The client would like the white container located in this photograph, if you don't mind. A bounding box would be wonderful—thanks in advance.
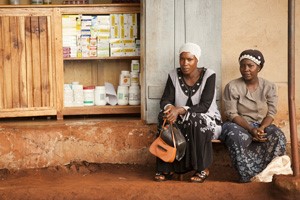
[72,84,84,107]
[83,86,95,106]
[43,0,52,4]
[94,86,106,106]
[117,85,129,105]
[119,70,131,86]
[10,0,20,4]
[129,85,140,105]
[64,84,74,107]
[130,71,139,86]
[31,0,43,4]
[131,60,140,72]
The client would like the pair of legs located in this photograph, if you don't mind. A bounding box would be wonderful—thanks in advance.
[220,121,287,182]
[154,168,209,183]
[154,111,215,183]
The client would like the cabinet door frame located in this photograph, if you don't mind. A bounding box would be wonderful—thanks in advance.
[0,8,57,118]
[56,4,142,120]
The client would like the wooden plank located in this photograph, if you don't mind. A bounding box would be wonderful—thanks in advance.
[59,5,140,15]
[62,105,141,115]
[39,16,50,107]
[10,16,21,109]
[100,60,131,89]
[140,0,145,121]
[91,61,98,86]
[53,8,64,118]
[31,16,42,107]
[0,108,57,118]
[0,17,4,109]
[19,16,28,108]
[64,60,131,89]
[63,56,140,61]
[47,15,54,108]
[25,17,34,108]
[63,60,94,86]
[0,8,56,17]
[3,17,12,109]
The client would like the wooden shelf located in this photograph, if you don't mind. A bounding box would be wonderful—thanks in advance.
[63,56,140,61]
[62,105,140,115]
[0,4,141,120]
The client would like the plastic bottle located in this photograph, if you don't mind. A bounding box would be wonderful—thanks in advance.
[64,84,73,107]
[72,84,84,107]
[94,86,106,106]
[31,0,43,4]
[117,85,129,105]
[43,0,52,4]
[131,60,140,72]
[83,86,95,106]
[119,70,131,86]
[130,71,139,86]
[129,85,140,105]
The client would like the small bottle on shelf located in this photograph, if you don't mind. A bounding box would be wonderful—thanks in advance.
[31,0,43,4]
[129,85,140,105]
[117,86,129,105]
[83,86,95,106]
[119,70,131,86]
[94,86,106,106]
[43,0,52,4]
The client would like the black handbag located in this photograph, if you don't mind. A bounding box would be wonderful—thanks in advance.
[160,122,186,161]
[149,119,176,163]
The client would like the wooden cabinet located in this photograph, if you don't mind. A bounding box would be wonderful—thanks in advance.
[0,4,141,120]
[0,7,57,118]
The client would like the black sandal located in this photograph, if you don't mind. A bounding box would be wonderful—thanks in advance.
[154,172,173,182]
[190,171,209,183]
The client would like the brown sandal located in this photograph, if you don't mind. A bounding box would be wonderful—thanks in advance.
[190,171,209,183]
[154,172,173,182]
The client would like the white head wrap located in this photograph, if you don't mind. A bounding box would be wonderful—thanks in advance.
[179,43,201,61]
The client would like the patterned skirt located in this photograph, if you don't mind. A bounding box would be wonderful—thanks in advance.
[220,121,287,182]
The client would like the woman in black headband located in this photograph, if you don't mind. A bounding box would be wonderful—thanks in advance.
[220,49,287,183]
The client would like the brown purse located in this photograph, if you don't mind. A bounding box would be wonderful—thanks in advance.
[149,119,176,163]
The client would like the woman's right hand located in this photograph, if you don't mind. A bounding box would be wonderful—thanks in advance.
[164,105,185,124]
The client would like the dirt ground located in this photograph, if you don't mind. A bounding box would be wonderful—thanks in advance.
[0,161,296,200]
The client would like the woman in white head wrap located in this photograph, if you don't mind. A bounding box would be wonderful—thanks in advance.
[154,43,222,183]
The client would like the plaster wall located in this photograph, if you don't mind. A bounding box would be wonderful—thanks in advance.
[0,119,156,169]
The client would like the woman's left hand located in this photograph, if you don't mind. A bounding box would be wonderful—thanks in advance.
[251,128,267,142]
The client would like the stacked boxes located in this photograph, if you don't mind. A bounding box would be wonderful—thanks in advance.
[110,13,139,57]
[94,15,111,57]
[80,15,92,57]
[62,15,81,58]
[62,13,139,58]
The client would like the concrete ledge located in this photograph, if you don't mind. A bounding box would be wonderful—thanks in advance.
[1,118,296,174]
[0,118,157,170]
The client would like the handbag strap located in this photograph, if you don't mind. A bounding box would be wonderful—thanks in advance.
[160,118,177,149]
[169,123,176,149]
